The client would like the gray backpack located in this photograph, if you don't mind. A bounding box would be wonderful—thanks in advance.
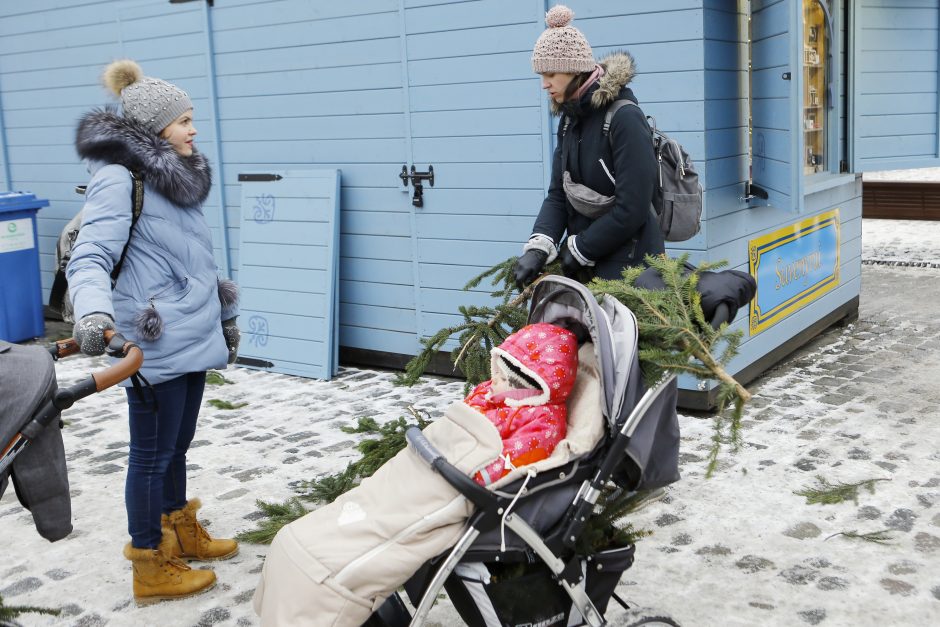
[604,99,703,242]
[48,171,144,323]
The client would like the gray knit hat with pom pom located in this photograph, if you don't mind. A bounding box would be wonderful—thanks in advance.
[532,5,595,74]
[102,59,192,133]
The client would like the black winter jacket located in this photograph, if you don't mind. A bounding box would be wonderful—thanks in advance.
[532,52,665,279]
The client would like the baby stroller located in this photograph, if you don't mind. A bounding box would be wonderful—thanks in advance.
[366,273,746,627]
[0,331,143,541]
[253,272,754,627]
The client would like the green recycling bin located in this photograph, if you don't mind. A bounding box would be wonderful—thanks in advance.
[0,192,50,342]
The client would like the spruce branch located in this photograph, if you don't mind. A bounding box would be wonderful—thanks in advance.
[240,409,434,543]
[795,476,889,505]
[825,529,895,545]
[398,255,752,477]
[0,594,60,622]
[235,498,310,544]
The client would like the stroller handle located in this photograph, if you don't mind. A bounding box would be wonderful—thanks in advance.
[1,331,142,477]
[50,330,144,392]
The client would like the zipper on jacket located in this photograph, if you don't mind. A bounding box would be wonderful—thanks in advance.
[147,275,191,303]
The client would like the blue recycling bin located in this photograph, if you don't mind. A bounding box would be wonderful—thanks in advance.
[0,192,50,342]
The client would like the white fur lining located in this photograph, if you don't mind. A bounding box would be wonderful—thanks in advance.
[488,347,550,407]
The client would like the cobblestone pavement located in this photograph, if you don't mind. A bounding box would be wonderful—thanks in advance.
[2,262,939,626]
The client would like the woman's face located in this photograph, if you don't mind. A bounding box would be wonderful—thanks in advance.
[540,72,576,103]
[160,109,197,157]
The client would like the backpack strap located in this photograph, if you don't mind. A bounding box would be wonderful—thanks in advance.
[109,170,144,285]
[602,99,639,136]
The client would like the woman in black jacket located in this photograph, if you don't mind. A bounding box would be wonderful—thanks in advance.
[514,6,664,288]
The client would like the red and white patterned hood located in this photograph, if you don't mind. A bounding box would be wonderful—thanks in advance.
[490,322,579,406]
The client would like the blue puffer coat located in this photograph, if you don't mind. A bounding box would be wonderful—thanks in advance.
[67,109,237,385]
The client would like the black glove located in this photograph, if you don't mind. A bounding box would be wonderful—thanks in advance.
[513,249,548,291]
[222,317,240,365]
[559,245,583,279]
[73,313,116,356]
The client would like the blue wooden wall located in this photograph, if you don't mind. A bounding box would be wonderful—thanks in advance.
[0,0,935,383]
[851,0,940,171]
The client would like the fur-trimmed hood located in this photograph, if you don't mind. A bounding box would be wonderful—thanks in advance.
[550,51,637,115]
[75,107,211,208]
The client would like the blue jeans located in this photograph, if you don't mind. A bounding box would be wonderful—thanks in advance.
[125,372,206,548]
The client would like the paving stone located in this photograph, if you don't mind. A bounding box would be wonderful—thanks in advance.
[797,609,827,624]
[816,577,848,591]
[736,555,775,573]
[779,566,819,586]
[879,579,916,596]
[196,607,232,625]
[695,544,731,557]
[886,509,917,532]
[671,533,693,546]
[886,561,918,575]
[784,523,822,540]
[44,568,71,580]
[0,576,43,597]
[857,506,882,520]
[654,513,681,527]
[914,532,940,553]
[74,613,107,626]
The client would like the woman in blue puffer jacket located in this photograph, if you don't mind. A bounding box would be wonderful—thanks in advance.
[67,60,239,605]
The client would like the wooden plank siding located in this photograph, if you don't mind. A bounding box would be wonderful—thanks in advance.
[852,0,940,171]
[0,0,224,295]
[0,0,879,389]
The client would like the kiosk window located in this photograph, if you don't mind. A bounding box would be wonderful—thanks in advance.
[803,0,828,175]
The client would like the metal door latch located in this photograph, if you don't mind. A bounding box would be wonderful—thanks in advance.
[399,165,434,207]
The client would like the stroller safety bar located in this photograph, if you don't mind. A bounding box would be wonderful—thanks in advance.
[406,427,498,513]
[0,331,142,476]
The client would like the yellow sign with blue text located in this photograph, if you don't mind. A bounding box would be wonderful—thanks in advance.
[748,209,840,335]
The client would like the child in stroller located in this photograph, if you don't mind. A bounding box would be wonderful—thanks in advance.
[253,271,754,626]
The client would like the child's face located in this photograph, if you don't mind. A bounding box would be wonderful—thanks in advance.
[490,356,540,395]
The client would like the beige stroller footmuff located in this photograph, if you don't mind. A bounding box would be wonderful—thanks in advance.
[252,402,502,626]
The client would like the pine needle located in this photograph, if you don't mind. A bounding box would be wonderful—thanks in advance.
[206,399,248,410]
[206,371,233,385]
[235,498,310,544]
[825,529,895,545]
[795,476,889,505]
[575,486,654,555]
[0,594,60,621]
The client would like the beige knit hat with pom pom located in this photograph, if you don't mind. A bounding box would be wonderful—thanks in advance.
[102,59,192,133]
[532,5,595,74]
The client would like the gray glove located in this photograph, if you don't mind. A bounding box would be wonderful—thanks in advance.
[73,313,116,356]
[222,317,240,365]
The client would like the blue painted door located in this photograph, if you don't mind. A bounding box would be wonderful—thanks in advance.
[851,0,940,171]
[403,0,547,349]
[237,170,341,379]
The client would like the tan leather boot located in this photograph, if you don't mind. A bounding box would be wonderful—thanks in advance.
[124,530,216,605]
[162,498,238,561]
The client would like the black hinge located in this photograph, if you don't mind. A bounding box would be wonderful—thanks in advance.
[238,174,283,182]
